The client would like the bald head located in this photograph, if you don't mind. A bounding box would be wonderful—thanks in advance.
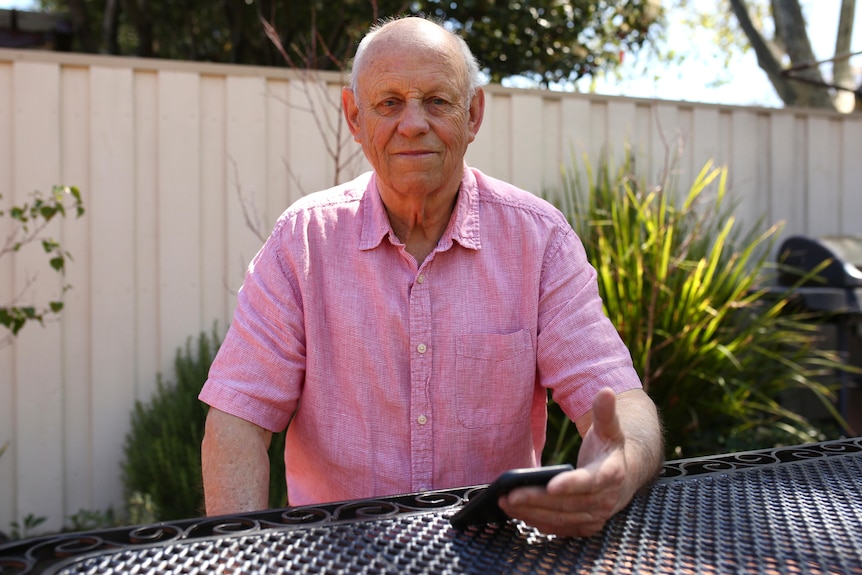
[350,17,482,99]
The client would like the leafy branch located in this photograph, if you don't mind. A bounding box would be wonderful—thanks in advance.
[0,186,85,345]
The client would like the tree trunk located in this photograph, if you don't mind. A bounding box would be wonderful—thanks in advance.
[66,0,96,52]
[832,0,857,112]
[729,0,835,110]
[225,0,245,64]
[102,0,120,55]
[121,0,154,57]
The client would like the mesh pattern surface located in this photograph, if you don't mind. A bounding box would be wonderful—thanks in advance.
[50,454,862,574]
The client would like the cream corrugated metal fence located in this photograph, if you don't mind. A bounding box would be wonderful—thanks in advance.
[1,48,861,532]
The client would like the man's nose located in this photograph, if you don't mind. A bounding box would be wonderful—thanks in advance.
[397,99,430,136]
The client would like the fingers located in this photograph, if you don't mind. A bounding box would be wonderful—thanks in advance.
[503,472,607,510]
[498,485,614,538]
[492,389,638,538]
[545,467,599,496]
[497,400,631,538]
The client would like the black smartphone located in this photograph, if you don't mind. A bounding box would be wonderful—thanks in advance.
[449,464,574,529]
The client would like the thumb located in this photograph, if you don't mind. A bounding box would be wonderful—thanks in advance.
[590,387,623,441]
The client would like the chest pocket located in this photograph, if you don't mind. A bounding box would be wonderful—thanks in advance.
[455,329,535,428]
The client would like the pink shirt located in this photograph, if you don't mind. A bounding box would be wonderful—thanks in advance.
[199,166,641,505]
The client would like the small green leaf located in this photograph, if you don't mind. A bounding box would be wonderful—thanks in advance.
[49,256,65,271]
[40,205,58,221]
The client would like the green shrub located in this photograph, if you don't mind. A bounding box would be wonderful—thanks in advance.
[122,326,287,521]
[544,156,849,462]
[64,508,117,532]
[8,514,46,540]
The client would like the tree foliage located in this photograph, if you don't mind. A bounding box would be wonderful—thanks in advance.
[413,0,662,85]
[38,0,664,86]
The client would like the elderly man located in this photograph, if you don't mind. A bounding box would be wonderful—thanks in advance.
[200,16,663,538]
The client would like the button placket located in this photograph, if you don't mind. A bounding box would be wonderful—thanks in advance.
[408,268,433,492]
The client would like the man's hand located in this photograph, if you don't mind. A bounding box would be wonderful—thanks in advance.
[497,387,662,537]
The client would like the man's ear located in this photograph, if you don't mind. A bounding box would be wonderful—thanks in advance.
[467,87,485,143]
[342,87,362,142]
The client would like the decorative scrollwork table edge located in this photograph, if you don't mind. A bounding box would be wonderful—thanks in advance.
[3,436,862,574]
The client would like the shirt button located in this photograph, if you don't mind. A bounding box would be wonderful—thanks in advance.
[417,415,428,425]
[417,343,427,354]
[417,274,425,284]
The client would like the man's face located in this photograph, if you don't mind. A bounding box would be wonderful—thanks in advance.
[343,31,484,202]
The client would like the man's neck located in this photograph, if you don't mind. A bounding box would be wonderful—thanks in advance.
[383,190,459,265]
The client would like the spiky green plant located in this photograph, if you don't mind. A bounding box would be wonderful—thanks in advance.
[545,156,849,461]
[122,326,287,521]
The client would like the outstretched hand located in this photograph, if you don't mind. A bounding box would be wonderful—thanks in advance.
[498,387,657,538]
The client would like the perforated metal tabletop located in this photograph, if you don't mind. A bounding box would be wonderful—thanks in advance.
[4,438,862,574]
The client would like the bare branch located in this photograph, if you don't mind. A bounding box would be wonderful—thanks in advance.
[229,157,268,245]
[260,13,299,69]
[258,9,364,188]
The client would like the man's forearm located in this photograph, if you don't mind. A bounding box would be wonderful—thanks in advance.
[201,407,273,516]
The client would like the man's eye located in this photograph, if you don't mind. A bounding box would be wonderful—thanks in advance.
[374,99,401,114]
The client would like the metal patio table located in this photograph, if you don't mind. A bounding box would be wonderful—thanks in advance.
[3,437,862,574]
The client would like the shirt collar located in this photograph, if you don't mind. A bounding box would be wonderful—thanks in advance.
[359,166,481,252]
